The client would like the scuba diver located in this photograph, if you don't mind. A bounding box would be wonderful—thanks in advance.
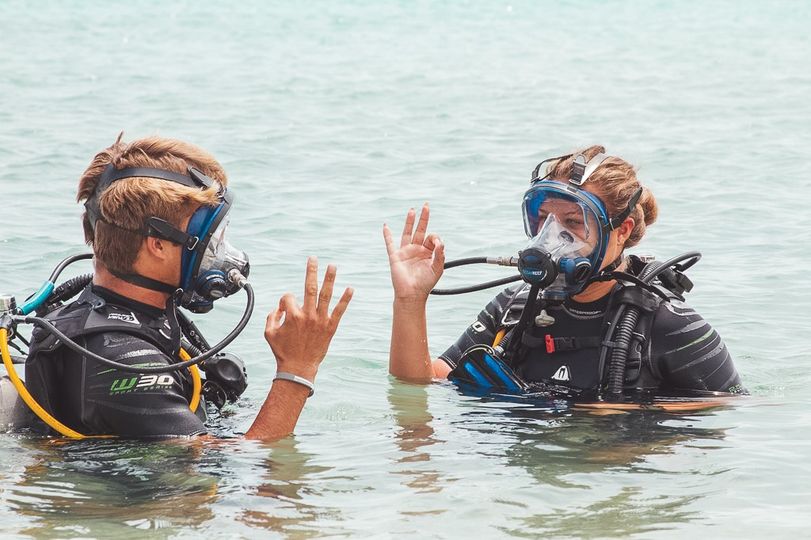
[0,135,352,439]
[384,146,746,402]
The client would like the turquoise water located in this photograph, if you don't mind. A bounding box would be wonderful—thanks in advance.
[1,0,810,537]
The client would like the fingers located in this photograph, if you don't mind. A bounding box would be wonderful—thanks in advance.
[329,287,354,328]
[423,232,441,251]
[425,233,445,276]
[383,224,395,258]
[400,208,416,248]
[431,237,446,276]
[302,256,319,314]
[279,292,299,314]
[397,204,431,248]
[263,308,284,342]
[317,264,337,316]
[411,203,430,246]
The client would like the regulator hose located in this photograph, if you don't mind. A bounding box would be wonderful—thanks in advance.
[443,257,488,269]
[18,254,94,315]
[604,307,641,401]
[40,273,93,313]
[431,275,523,295]
[430,256,521,296]
[48,253,93,283]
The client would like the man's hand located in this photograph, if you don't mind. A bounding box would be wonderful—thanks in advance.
[264,257,353,381]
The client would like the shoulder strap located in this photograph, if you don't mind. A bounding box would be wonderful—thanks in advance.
[31,287,175,356]
[499,283,532,327]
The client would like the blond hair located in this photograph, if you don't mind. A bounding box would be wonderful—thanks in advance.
[77,134,228,274]
[546,145,657,248]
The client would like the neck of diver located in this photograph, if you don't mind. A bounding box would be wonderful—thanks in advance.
[93,261,171,310]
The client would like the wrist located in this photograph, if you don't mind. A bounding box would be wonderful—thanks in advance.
[275,361,319,382]
[274,372,315,397]
[393,296,428,310]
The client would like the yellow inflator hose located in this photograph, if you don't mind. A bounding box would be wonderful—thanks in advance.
[1,328,87,438]
[1,328,202,439]
[182,349,202,413]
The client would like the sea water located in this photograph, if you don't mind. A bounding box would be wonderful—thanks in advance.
[0,0,809,537]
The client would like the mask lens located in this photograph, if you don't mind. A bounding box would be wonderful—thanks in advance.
[199,218,250,280]
[523,186,600,244]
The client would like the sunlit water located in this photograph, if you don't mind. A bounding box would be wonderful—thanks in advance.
[1,0,810,537]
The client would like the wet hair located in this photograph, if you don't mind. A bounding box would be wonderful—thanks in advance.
[77,134,228,274]
[546,145,657,248]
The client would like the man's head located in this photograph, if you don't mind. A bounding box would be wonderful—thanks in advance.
[77,134,250,313]
[77,134,228,283]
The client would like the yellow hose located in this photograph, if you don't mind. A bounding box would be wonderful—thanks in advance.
[493,329,506,348]
[182,349,202,413]
[1,330,203,438]
[1,328,87,439]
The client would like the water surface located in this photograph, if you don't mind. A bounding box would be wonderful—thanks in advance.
[1,1,809,537]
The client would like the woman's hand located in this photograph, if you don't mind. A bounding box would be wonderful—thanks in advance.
[264,257,353,381]
[383,203,445,304]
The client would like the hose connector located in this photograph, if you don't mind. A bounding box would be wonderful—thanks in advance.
[228,269,248,289]
[0,301,16,337]
[485,256,519,267]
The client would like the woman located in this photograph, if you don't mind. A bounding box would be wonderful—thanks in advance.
[384,146,745,400]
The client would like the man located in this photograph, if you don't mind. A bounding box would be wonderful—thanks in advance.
[24,134,352,439]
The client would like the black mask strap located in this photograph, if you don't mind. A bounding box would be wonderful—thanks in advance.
[108,268,180,295]
[608,187,643,230]
[85,165,218,231]
[164,291,183,356]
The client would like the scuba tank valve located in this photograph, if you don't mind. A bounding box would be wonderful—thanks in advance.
[0,295,17,315]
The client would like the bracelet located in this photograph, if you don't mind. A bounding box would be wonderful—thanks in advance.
[274,372,315,397]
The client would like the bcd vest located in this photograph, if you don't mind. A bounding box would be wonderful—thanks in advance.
[501,255,679,398]
[25,286,202,429]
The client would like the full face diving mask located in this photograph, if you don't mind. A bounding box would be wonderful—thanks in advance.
[180,204,250,313]
[84,165,250,313]
[519,153,641,299]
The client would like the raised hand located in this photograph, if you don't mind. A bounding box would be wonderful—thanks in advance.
[264,257,353,381]
[383,203,445,303]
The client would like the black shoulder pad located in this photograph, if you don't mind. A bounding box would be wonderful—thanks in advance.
[501,284,531,326]
[613,285,662,313]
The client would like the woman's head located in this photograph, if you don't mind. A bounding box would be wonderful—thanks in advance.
[544,145,657,249]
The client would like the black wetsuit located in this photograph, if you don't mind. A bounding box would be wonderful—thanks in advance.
[26,286,207,437]
[440,283,746,397]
